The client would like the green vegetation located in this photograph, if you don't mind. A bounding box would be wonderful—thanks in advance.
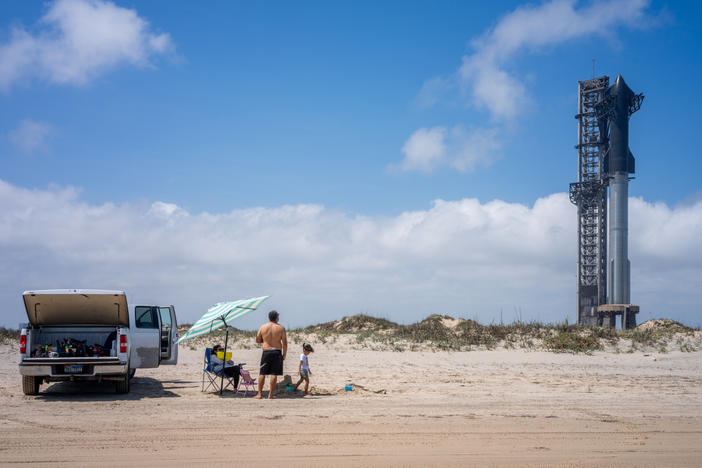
[3,316,682,355]
[303,314,397,333]
[293,315,700,354]
[0,327,20,345]
[543,328,602,354]
[395,315,461,349]
[625,328,659,347]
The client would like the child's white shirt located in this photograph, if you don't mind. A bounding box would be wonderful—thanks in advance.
[300,353,309,370]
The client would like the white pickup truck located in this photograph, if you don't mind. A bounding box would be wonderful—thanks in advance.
[18,289,178,395]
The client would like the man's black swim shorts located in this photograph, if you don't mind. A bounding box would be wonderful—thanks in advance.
[260,349,283,375]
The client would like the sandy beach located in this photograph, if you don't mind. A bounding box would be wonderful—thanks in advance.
[1,329,701,468]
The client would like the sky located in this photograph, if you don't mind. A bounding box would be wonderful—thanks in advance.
[1,0,701,329]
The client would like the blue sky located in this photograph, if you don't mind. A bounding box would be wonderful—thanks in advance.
[1,0,701,328]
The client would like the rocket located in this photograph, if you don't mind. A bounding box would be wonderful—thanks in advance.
[604,75,643,305]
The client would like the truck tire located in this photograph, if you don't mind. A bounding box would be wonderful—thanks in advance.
[128,369,136,379]
[22,375,40,395]
[115,374,130,394]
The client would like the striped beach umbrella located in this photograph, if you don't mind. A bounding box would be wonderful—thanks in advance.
[179,295,270,395]
[178,295,270,343]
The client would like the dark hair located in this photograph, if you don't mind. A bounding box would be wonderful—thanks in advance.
[212,344,222,353]
[303,343,314,353]
[268,310,279,322]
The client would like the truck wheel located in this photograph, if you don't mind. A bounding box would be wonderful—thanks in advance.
[128,369,136,379]
[115,374,130,394]
[22,375,40,395]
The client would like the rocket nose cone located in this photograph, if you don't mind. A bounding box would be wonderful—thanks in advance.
[612,74,633,95]
[614,75,626,88]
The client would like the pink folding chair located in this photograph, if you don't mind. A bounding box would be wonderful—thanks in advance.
[236,369,257,396]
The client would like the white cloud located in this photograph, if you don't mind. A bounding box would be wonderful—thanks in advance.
[449,127,501,172]
[1,179,700,328]
[8,120,53,153]
[424,0,651,120]
[0,0,173,90]
[399,126,500,173]
[399,127,447,172]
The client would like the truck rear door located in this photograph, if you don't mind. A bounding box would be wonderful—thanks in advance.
[130,306,161,368]
[158,306,178,365]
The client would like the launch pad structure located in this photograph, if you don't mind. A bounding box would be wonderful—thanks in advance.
[570,76,609,327]
[569,75,643,329]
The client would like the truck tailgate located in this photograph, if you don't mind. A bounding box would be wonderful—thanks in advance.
[20,356,127,377]
[22,357,121,365]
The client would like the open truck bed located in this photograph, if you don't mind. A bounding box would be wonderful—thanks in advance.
[20,326,128,385]
[19,290,131,394]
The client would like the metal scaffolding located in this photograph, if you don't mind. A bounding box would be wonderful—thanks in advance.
[569,76,609,326]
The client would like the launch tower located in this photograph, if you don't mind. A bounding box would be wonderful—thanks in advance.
[569,75,643,329]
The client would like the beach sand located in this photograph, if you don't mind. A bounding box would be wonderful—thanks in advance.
[0,342,701,467]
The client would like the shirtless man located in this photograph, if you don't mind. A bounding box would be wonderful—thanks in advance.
[255,310,287,399]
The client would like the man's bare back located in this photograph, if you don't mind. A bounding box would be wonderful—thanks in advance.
[256,322,287,358]
[255,311,287,399]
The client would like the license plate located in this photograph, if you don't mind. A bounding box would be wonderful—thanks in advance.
[64,365,83,374]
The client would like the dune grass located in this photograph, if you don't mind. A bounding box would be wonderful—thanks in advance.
[542,329,602,354]
[3,316,698,354]
[0,327,20,345]
[297,315,699,354]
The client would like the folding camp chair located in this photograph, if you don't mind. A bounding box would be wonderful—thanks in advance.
[201,347,237,393]
[236,369,258,396]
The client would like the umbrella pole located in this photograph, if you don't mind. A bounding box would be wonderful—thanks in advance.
[220,323,229,395]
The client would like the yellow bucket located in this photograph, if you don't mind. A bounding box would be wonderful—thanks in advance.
[216,351,232,361]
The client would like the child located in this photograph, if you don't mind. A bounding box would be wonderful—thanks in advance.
[293,343,314,395]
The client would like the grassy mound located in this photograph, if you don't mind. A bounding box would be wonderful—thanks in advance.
[543,328,602,354]
[396,315,458,345]
[636,319,692,334]
[320,314,398,333]
[171,314,701,354]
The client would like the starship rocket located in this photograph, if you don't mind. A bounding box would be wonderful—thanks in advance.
[605,75,643,305]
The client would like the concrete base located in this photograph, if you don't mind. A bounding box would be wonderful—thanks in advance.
[596,304,639,330]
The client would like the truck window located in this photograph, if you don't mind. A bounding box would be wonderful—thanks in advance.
[135,306,158,329]
[159,307,172,328]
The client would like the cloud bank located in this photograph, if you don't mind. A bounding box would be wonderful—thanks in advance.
[0,0,173,90]
[1,179,700,328]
